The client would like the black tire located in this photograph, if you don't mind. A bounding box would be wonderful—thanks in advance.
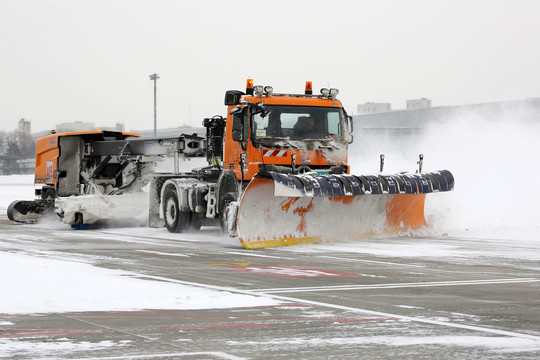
[73,212,83,226]
[219,192,237,233]
[189,212,203,231]
[7,201,20,221]
[164,190,190,233]
[42,187,56,200]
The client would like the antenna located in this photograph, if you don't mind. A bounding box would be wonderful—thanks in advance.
[417,154,424,173]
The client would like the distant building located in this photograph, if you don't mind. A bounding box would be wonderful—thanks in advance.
[18,118,31,135]
[353,98,540,140]
[357,102,392,114]
[406,98,432,110]
[0,119,35,174]
[17,118,34,158]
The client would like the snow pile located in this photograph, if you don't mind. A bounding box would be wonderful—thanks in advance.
[0,251,282,314]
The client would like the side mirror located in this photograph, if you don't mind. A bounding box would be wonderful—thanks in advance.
[224,90,245,106]
[347,115,354,144]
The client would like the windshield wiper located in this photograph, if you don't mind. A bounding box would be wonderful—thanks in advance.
[258,137,298,149]
[317,138,340,150]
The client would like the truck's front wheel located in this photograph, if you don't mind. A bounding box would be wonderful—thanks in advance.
[219,192,238,236]
[164,190,190,233]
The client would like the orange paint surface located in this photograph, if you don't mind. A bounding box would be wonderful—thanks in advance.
[385,194,427,229]
[329,196,355,205]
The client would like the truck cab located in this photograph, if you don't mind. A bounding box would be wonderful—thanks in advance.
[223,81,354,181]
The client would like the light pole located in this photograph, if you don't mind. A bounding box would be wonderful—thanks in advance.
[149,73,160,137]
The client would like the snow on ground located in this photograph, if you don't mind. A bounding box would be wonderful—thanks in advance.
[0,339,131,359]
[0,174,36,210]
[0,251,282,314]
[0,338,131,359]
[226,335,540,352]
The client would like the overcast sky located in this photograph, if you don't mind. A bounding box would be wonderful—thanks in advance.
[1,0,539,133]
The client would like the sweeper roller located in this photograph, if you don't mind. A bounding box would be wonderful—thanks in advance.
[237,170,454,249]
[7,200,55,223]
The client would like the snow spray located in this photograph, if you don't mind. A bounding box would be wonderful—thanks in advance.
[348,103,540,238]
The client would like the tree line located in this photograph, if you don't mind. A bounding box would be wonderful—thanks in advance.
[0,130,36,158]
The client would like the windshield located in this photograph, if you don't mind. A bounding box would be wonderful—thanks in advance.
[252,105,346,141]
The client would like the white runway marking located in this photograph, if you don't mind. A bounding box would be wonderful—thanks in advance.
[318,255,426,268]
[136,250,189,257]
[135,274,540,342]
[80,352,247,360]
[251,277,540,294]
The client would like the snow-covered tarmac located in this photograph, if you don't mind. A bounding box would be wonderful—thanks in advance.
[1,174,539,359]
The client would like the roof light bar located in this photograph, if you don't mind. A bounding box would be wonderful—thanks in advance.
[246,78,254,95]
[305,81,313,95]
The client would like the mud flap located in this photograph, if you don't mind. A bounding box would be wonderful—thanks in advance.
[237,171,453,249]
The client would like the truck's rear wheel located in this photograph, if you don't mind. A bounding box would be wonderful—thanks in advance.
[42,186,56,200]
[164,190,190,233]
[190,213,203,231]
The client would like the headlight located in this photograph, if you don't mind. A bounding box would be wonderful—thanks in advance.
[264,86,273,95]
[253,85,264,96]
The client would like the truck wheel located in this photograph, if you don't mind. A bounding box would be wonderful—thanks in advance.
[42,187,56,200]
[72,212,84,228]
[219,192,237,233]
[164,190,190,233]
[190,212,203,231]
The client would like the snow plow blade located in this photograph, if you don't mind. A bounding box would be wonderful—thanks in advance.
[7,200,55,224]
[237,170,454,249]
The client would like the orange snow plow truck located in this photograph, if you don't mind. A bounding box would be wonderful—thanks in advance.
[7,80,454,249]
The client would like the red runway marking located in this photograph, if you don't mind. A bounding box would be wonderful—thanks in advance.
[70,316,398,323]
[103,304,312,314]
[167,323,270,330]
[225,266,358,278]
[254,304,312,308]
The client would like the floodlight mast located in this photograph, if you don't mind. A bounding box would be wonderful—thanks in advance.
[149,73,160,137]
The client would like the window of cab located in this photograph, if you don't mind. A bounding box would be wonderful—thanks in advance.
[252,105,345,142]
